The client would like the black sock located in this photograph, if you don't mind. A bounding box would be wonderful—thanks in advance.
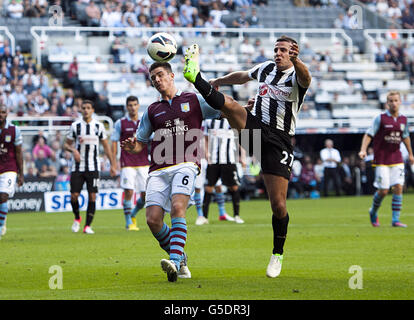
[272,213,289,255]
[203,192,213,219]
[194,73,225,110]
[85,201,96,227]
[71,199,80,220]
[229,190,240,217]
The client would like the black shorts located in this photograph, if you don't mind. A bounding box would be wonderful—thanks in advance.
[70,171,100,193]
[206,163,240,187]
[242,110,293,180]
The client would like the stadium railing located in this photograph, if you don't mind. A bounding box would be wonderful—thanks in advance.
[30,26,354,68]
[0,26,16,54]
[9,115,114,136]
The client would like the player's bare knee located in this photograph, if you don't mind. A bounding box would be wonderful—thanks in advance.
[378,189,389,197]
[171,202,186,217]
[270,199,287,218]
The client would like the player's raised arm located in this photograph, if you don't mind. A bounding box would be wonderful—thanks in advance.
[289,42,312,88]
[210,70,251,88]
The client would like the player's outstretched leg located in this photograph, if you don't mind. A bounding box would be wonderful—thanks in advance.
[183,44,225,111]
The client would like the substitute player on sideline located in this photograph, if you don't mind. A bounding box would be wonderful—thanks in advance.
[121,61,221,282]
[359,91,414,228]
[183,36,311,278]
[64,100,117,234]
[0,105,24,240]
[111,96,149,231]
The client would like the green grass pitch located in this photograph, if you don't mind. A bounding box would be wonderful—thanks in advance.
[1,194,413,300]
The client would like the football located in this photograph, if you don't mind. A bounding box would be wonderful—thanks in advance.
[147,32,177,62]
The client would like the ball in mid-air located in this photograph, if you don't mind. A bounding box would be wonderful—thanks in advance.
[147,32,177,62]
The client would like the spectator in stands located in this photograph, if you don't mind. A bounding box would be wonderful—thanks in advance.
[204,15,226,28]
[24,57,37,74]
[93,56,108,73]
[388,0,402,21]
[239,37,255,56]
[340,156,354,195]
[288,159,303,198]
[233,8,250,27]
[7,0,24,18]
[96,81,109,116]
[253,0,267,6]
[55,165,71,191]
[342,48,354,62]
[2,85,14,110]
[10,85,27,110]
[300,157,320,198]
[301,43,315,62]
[67,56,79,91]
[156,8,174,28]
[33,136,54,161]
[215,39,231,54]
[23,77,36,95]
[180,0,198,26]
[376,0,389,15]
[38,163,57,178]
[1,47,13,70]
[110,38,124,63]
[123,1,139,26]
[342,9,359,29]
[124,47,140,73]
[100,2,122,28]
[34,149,51,174]
[32,94,50,115]
[51,42,70,55]
[85,0,101,26]
[198,0,212,20]
[136,58,149,78]
[401,8,414,29]
[320,139,341,197]
[247,6,262,27]
[0,38,10,56]
[254,48,267,63]
[373,41,388,62]
[333,13,344,28]
[50,79,63,98]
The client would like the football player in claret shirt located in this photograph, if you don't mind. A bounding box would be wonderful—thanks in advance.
[359,91,414,228]
[111,96,149,231]
[121,61,221,282]
[0,105,24,240]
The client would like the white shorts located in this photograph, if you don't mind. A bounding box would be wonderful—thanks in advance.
[194,158,207,189]
[0,172,17,198]
[120,166,149,193]
[145,163,198,213]
[373,164,405,189]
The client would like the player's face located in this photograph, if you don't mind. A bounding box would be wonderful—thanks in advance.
[126,100,139,117]
[81,103,94,120]
[387,94,401,113]
[150,67,174,94]
[274,41,293,70]
[0,108,7,123]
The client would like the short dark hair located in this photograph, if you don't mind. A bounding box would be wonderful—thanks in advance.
[126,95,139,105]
[276,35,297,45]
[82,99,94,109]
[149,61,173,74]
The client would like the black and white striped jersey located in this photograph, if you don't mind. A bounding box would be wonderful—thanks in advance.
[68,118,107,172]
[248,60,308,136]
[204,119,237,165]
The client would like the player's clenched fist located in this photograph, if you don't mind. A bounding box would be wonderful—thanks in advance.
[289,43,299,61]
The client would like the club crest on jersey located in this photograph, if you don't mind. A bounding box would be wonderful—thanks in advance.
[181,102,190,113]
[5,135,11,143]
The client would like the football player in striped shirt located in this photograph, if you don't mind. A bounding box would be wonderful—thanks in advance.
[64,100,117,234]
[183,36,311,278]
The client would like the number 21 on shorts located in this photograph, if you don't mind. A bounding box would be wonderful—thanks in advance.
[280,151,294,168]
